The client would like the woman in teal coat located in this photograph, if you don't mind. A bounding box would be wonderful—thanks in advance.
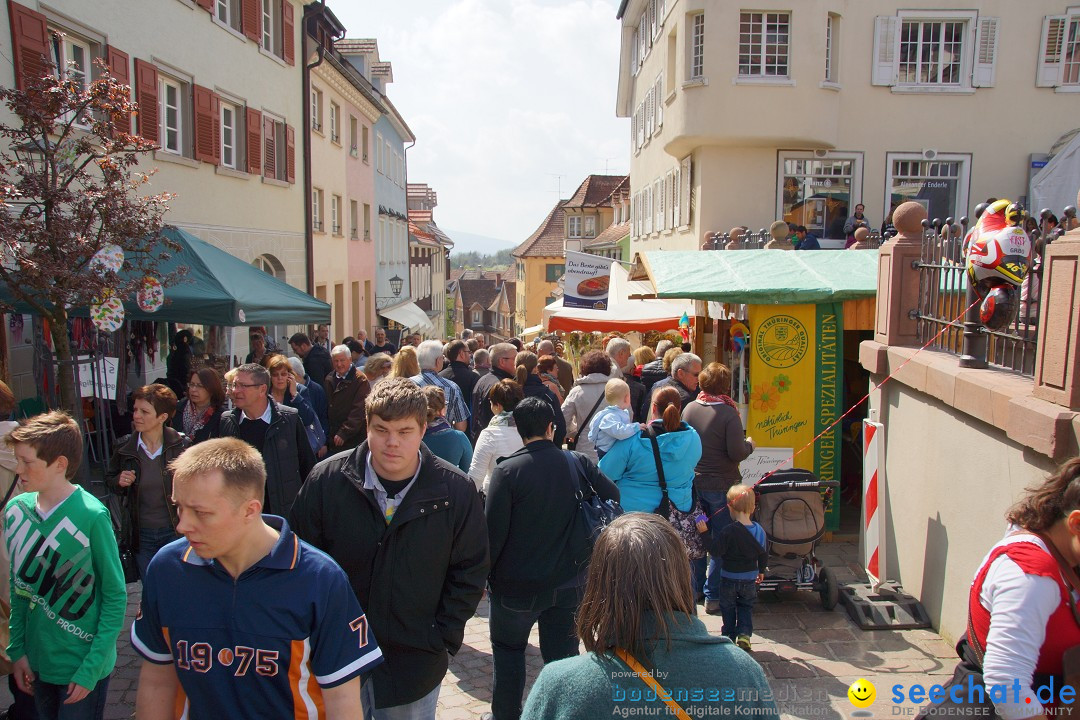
[599,385,702,513]
[521,513,778,719]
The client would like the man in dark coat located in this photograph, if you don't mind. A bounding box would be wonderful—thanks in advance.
[289,378,488,717]
[485,397,618,720]
[289,332,332,389]
[324,345,371,453]
[646,352,702,413]
[470,343,517,442]
[218,363,315,515]
[439,340,480,412]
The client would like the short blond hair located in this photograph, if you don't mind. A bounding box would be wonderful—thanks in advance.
[726,483,755,514]
[662,347,683,374]
[169,437,266,503]
[604,378,631,405]
[6,411,82,480]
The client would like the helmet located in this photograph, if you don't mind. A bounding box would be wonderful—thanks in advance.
[1004,203,1025,227]
[977,283,1019,330]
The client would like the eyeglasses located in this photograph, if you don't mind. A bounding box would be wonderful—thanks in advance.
[187,382,205,390]
[227,382,263,390]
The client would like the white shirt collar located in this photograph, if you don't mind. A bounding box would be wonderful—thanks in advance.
[137,433,164,459]
[241,401,273,424]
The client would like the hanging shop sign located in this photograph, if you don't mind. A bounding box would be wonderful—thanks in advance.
[563,251,614,310]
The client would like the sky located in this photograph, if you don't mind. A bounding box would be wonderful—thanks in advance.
[332,0,630,247]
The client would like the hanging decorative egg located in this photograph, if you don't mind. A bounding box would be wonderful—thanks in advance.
[89,244,124,275]
[136,276,164,312]
[91,296,124,332]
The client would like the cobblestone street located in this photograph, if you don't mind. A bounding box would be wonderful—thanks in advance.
[0,539,956,719]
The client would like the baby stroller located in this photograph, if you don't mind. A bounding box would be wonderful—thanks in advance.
[753,468,840,609]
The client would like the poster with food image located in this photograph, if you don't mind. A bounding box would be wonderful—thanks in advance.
[563,251,614,310]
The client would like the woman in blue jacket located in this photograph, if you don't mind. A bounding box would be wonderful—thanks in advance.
[599,384,702,514]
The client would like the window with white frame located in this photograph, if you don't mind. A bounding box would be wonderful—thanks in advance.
[777,153,863,242]
[362,125,369,162]
[375,132,383,172]
[873,12,997,89]
[312,188,324,232]
[825,14,839,83]
[690,13,705,80]
[215,0,242,33]
[329,101,339,143]
[472,309,481,326]
[220,101,238,169]
[1038,12,1080,88]
[349,116,358,156]
[678,156,691,227]
[310,87,323,132]
[50,32,93,126]
[655,179,665,231]
[331,195,341,234]
[363,203,371,239]
[739,11,790,78]
[645,184,653,235]
[567,216,582,238]
[885,154,970,227]
[159,75,184,155]
[584,216,596,238]
[350,200,359,239]
[654,73,664,130]
[261,0,276,54]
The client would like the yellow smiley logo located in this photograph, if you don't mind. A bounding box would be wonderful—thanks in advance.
[848,678,876,709]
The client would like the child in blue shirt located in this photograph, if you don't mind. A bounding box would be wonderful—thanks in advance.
[697,483,767,651]
[587,379,646,459]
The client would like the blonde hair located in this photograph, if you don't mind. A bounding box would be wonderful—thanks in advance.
[604,378,631,405]
[633,346,655,366]
[170,437,266,503]
[726,483,755,514]
[662,347,683,374]
[389,346,420,378]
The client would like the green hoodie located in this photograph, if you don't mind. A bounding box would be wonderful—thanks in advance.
[4,487,127,688]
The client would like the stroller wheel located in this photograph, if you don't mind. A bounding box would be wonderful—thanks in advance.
[818,566,839,610]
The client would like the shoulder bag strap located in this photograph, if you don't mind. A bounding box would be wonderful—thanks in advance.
[579,392,606,435]
[646,428,669,496]
[614,648,691,720]
[1033,531,1080,629]
[563,449,592,498]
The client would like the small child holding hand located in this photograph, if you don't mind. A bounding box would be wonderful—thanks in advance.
[587,379,646,460]
[697,484,767,652]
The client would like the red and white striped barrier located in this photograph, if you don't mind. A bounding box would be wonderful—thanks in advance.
[863,421,886,588]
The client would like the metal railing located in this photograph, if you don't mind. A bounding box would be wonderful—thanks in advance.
[914,207,1072,376]
[701,228,884,250]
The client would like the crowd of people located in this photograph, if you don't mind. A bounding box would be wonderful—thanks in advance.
[1,322,1077,720]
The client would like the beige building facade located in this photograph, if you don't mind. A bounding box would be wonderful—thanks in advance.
[617,0,1080,250]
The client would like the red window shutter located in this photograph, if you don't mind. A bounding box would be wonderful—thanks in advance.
[241,0,259,42]
[263,116,276,178]
[282,1,295,65]
[102,46,131,135]
[286,124,295,183]
[8,0,50,90]
[246,107,262,175]
[212,94,221,165]
[195,0,213,11]
[133,59,159,144]
[193,85,219,165]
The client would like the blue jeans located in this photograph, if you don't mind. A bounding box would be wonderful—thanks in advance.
[32,675,109,720]
[697,491,730,600]
[136,527,180,581]
[490,585,582,720]
[718,578,758,639]
[362,681,439,720]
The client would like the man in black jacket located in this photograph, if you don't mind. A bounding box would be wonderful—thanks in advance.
[289,378,488,719]
[470,342,517,442]
[289,332,333,388]
[485,397,619,720]
[218,363,315,515]
[439,339,480,412]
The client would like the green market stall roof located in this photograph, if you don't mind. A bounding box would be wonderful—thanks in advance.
[0,226,330,325]
[628,249,880,305]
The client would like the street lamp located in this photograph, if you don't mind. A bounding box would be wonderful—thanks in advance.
[389,275,403,297]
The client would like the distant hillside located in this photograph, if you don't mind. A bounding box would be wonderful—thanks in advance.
[443,228,517,257]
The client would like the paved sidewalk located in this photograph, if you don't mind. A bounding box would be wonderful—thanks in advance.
[6,540,956,719]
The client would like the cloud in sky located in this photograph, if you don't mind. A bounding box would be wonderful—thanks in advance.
[331,0,629,245]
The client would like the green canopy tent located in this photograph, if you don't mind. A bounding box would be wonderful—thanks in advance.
[0,226,330,325]
[629,249,879,304]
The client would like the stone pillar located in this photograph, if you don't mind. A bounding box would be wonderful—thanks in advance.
[764,220,794,250]
[848,226,872,250]
[725,227,745,250]
[1034,190,1080,409]
[874,201,926,347]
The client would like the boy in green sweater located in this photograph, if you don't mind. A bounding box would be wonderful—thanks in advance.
[4,412,126,720]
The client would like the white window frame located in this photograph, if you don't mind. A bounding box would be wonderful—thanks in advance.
[583,215,596,238]
[349,115,358,156]
[312,188,324,232]
[898,16,968,87]
[310,87,323,133]
[1038,13,1080,90]
[824,13,840,86]
[51,32,93,127]
[159,76,183,155]
[689,13,705,81]
[883,152,971,229]
[655,179,665,232]
[262,0,275,53]
[329,101,339,143]
[775,151,864,245]
[567,216,582,239]
[331,194,341,235]
[375,132,383,172]
[678,155,692,227]
[215,0,242,33]
[362,125,370,162]
[873,10,984,93]
[737,11,791,80]
[654,73,664,130]
[350,199,359,239]
[220,101,238,169]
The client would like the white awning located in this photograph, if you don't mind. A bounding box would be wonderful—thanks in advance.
[380,301,435,333]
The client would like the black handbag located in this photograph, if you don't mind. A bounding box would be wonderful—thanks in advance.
[105,492,140,584]
[566,393,605,451]
[563,450,623,545]
[646,428,706,560]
